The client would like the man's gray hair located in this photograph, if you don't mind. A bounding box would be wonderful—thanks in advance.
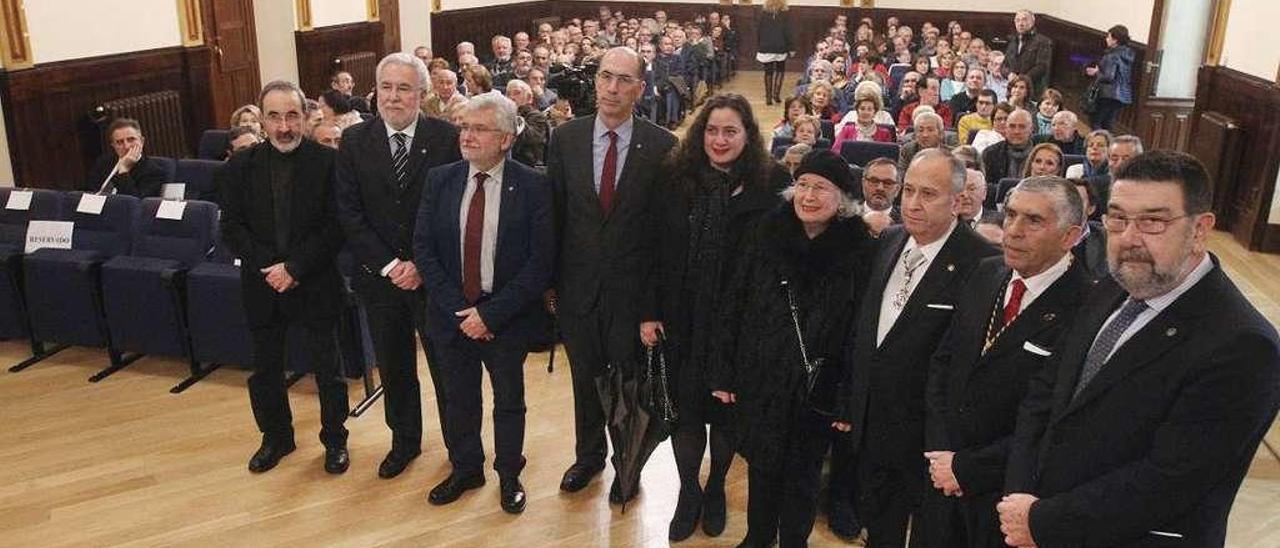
[258,80,306,111]
[1113,134,1144,154]
[377,52,430,90]
[909,147,966,194]
[435,69,458,84]
[505,79,532,95]
[461,92,519,135]
[1010,176,1085,229]
[1053,110,1078,126]
[913,110,944,130]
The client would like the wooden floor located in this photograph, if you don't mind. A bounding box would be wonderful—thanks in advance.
[2,72,1278,547]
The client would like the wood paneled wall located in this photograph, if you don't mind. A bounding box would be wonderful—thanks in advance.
[0,46,213,189]
[1190,65,1280,252]
[294,21,386,99]
[1035,15,1149,134]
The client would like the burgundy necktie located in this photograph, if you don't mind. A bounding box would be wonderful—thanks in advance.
[463,172,487,304]
[1004,278,1027,325]
[599,130,618,212]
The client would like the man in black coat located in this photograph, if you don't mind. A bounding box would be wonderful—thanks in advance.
[219,81,349,475]
[1070,178,1109,281]
[918,177,1091,548]
[839,148,999,547]
[83,118,169,197]
[999,151,1280,547]
[1003,10,1053,94]
[333,53,462,480]
[547,47,677,502]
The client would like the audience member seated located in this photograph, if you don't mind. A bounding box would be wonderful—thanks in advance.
[774,96,812,139]
[948,66,986,115]
[546,98,574,128]
[897,75,953,133]
[791,114,823,147]
[1005,74,1036,114]
[1065,129,1112,178]
[974,214,1004,246]
[320,90,364,130]
[859,157,901,237]
[1021,142,1064,179]
[939,59,968,101]
[525,67,558,110]
[414,45,433,65]
[796,59,835,100]
[230,104,264,138]
[985,51,1009,101]
[782,143,812,177]
[487,35,516,87]
[833,97,896,151]
[952,144,982,170]
[312,121,343,150]
[957,167,1001,229]
[980,108,1035,185]
[1034,87,1063,136]
[423,69,468,121]
[807,80,840,123]
[304,99,324,136]
[897,110,948,172]
[462,64,494,96]
[972,101,1014,152]
[653,35,686,129]
[83,118,168,197]
[956,89,997,144]
[227,126,261,157]
[331,71,371,113]
[888,70,921,120]
[1035,110,1084,154]
[835,80,895,135]
[505,79,550,167]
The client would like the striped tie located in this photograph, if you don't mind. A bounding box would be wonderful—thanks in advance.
[391,132,409,190]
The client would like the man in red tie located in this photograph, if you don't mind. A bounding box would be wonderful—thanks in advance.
[917,176,1090,547]
[413,93,553,515]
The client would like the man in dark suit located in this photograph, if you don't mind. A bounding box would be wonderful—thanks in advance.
[334,53,462,479]
[1003,10,1053,94]
[219,80,349,474]
[547,46,677,502]
[861,158,902,238]
[1000,151,1280,547]
[957,168,1004,231]
[836,148,999,547]
[413,94,553,515]
[83,118,169,197]
[918,176,1090,547]
[1070,177,1109,281]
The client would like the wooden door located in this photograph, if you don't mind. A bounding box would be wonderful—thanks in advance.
[380,0,401,55]
[1131,0,1203,151]
[203,0,261,125]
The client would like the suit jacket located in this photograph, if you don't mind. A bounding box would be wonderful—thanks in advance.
[547,115,677,316]
[924,257,1091,496]
[217,140,345,325]
[846,223,1000,456]
[413,159,554,344]
[1071,221,1108,282]
[1005,257,1280,547]
[334,114,461,276]
[1004,29,1054,92]
[84,153,168,198]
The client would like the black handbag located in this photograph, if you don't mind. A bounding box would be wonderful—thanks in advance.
[644,333,679,426]
[1082,81,1101,114]
[782,279,841,417]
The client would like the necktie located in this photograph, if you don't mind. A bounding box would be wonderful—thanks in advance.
[1003,278,1027,325]
[391,132,409,191]
[599,130,618,213]
[1072,298,1148,399]
[463,172,487,304]
[891,247,926,310]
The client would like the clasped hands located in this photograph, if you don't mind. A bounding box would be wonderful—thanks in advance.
[260,263,298,293]
[455,307,494,341]
[923,450,964,497]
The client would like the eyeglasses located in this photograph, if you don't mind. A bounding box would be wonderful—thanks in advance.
[457,124,506,135]
[863,177,898,188]
[1102,214,1189,235]
[793,181,836,196]
[596,70,639,86]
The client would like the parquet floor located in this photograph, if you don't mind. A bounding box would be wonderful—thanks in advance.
[0,71,1276,547]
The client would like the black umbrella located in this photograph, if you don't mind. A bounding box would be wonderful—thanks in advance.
[594,337,678,511]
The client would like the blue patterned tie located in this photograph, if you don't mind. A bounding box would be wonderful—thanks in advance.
[1072,298,1148,399]
[391,132,409,191]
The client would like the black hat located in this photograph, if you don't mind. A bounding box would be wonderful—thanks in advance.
[793,149,855,196]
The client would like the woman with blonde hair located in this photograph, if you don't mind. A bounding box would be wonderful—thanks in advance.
[461,64,493,97]
[230,104,263,137]
[756,0,794,105]
[1021,142,1064,178]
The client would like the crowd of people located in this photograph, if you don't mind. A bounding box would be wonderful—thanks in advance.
[75,5,1277,548]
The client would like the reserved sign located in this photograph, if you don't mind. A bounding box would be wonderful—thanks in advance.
[25,220,74,253]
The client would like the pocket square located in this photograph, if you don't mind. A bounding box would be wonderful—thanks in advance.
[925,303,954,310]
[1148,531,1184,539]
[1022,341,1052,356]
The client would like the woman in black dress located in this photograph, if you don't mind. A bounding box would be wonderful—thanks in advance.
[642,93,789,542]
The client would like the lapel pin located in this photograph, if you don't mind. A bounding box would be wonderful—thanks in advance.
[946,264,955,272]
[507,186,514,191]
[1166,327,1177,337]
[419,149,427,154]
[1043,313,1056,322]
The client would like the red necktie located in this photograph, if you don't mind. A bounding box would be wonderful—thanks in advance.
[463,172,487,304]
[1004,278,1027,325]
[599,130,618,213]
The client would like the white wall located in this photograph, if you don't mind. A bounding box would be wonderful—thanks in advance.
[1043,0,1153,44]
[312,0,369,28]
[1219,0,1280,81]
[25,0,182,64]
[401,0,432,52]
[255,0,300,84]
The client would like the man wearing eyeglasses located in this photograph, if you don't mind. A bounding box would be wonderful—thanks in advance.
[334,53,462,481]
[956,89,998,146]
[860,157,903,237]
[1000,151,1279,548]
[546,46,677,503]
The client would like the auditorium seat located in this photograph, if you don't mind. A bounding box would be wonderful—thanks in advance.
[840,141,901,168]
[197,129,229,161]
[186,261,254,370]
[150,156,179,184]
[175,159,224,202]
[99,198,219,391]
[20,193,139,377]
[1,188,67,371]
[887,64,911,94]
[993,177,1022,208]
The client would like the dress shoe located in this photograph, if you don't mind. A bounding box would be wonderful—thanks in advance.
[378,448,421,479]
[668,487,703,541]
[827,497,862,541]
[559,462,603,492]
[428,472,485,505]
[701,482,727,536]
[608,476,638,505]
[248,440,296,473]
[324,446,350,474]
[500,476,527,514]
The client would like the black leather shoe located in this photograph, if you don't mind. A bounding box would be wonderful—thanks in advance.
[828,497,862,541]
[701,483,726,536]
[248,440,296,473]
[428,473,485,505]
[324,446,350,474]
[378,448,421,479]
[668,488,702,541]
[559,462,603,492]
[609,476,638,505]
[500,476,526,514]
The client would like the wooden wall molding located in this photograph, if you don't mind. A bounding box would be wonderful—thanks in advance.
[296,0,314,31]
[178,0,205,47]
[0,0,33,70]
[294,21,386,98]
[367,0,380,21]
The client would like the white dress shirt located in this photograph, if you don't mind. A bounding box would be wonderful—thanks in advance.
[877,220,959,346]
[592,115,634,194]
[460,162,505,293]
[379,120,420,276]
[1003,252,1073,315]
[1097,253,1213,362]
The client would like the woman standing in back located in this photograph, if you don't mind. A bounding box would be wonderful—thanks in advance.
[756,0,794,105]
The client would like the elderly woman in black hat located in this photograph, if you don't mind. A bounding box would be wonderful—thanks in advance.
[709,149,876,547]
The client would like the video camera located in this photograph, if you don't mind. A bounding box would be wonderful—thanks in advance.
[547,61,599,115]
